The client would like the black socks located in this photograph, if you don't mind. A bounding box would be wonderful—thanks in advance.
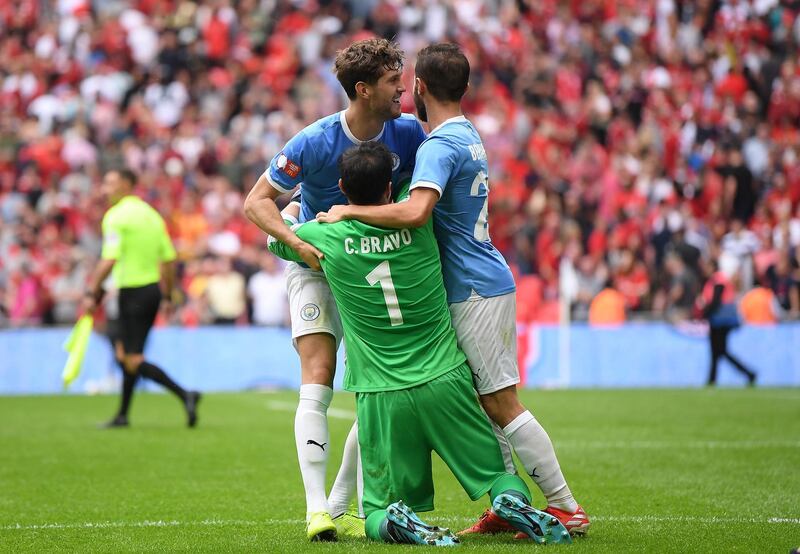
[118,371,138,417]
[137,361,187,401]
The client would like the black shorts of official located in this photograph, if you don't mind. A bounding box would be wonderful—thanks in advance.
[118,283,161,355]
[106,317,121,347]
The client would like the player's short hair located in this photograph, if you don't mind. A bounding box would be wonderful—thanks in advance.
[415,43,470,102]
[109,168,137,187]
[333,38,404,100]
[338,142,393,205]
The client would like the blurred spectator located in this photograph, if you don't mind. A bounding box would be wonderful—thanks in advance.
[742,124,771,178]
[588,285,627,326]
[720,218,761,289]
[171,191,209,260]
[248,252,288,327]
[48,254,89,324]
[205,257,246,325]
[657,252,699,321]
[740,286,780,325]
[767,252,800,317]
[612,249,650,311]
[6,264,46,326]
[571,256,606,320]
[773,203,800,250]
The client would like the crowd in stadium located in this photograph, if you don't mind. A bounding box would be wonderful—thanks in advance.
[1,0,800,327]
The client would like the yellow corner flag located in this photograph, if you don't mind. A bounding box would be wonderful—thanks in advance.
[62,315,94,389]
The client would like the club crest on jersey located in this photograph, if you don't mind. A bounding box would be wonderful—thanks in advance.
[301,303,320,321]
[276,153,301,178]
[391,152,400,171]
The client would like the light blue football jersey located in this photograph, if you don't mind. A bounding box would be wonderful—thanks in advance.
[266,111,427,223]
[410,116,515,303]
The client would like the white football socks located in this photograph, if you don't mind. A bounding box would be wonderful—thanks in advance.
[503,410,579,513]
[295,384,333,516]
[327,420,362,518]
[491,420,518,474]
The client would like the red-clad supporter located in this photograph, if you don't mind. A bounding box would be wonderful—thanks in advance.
[202,8,231,63]
[1,0,799,327]
[612,249,651,311]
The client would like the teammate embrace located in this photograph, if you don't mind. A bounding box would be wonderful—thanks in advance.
[245,39,589,545]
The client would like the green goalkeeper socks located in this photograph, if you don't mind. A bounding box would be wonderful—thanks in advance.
[489,473,532,505]
[365,510,388,541]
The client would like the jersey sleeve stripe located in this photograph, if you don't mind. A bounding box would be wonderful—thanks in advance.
[410,180,443,197]
[263,169,295,193]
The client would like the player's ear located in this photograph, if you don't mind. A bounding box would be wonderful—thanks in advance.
[414,77,424,95]
[338,178,345,193]
[355,80,370,100]
[385,181,392,201]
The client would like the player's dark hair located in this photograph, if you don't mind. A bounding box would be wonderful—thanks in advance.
[111,168,137,187]
[415,43,469,102]
[338,143,393,206]
[333,38,404,100]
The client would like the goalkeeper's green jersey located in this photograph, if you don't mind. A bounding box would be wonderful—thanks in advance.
[269,206,466,393]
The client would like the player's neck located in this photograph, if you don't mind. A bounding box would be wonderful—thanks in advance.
[343,105,385,142]
[425,103,463,133]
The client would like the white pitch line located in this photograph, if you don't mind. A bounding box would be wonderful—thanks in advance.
[0,519,299,532]
[3,515,799,532]
[265,400,356,420]
[553,440,800,449]
[594,515,800,525]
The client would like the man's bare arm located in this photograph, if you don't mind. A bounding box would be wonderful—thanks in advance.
[87,259,115,299]
[161,260,176,299]
[244,174,323,270]
[316,188,439,229]
[80,258,115,314]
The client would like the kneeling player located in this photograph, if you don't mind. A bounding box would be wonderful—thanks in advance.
[269,142,571,545]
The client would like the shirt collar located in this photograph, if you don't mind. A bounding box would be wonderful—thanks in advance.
[430,115,468,134]
[340,111,385,144]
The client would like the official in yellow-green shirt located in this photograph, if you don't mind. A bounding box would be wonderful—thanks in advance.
[82,169,200,428]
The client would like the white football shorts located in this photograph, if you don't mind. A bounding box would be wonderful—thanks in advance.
[449,291,520,395]
[285,262,343,348]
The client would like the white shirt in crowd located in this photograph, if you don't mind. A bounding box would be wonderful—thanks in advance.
[248,269,288,327]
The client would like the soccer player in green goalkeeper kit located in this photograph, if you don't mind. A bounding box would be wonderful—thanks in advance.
[268,142,570,546]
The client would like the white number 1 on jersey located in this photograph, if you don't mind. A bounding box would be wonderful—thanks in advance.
[366,260,404,326]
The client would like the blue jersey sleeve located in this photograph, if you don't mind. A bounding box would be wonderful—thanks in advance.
[409,136,457,197]
[265,132,315,193]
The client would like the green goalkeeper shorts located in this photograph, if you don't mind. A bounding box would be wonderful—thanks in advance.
[357,362,509,516]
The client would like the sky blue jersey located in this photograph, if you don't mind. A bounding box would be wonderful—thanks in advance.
[265,111,427,223]
[410,116,515,304]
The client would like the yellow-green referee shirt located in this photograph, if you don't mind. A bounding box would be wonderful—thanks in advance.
[101,195,177,289]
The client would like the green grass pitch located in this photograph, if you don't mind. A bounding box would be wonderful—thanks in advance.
[1,388,798,552]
